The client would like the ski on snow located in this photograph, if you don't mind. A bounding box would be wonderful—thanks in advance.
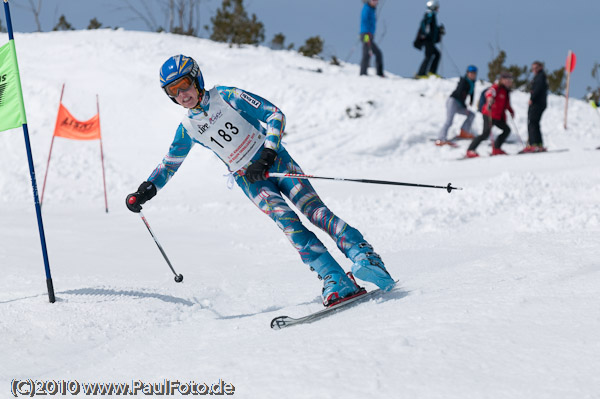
[457,148,569,160]
[270,282,398,330]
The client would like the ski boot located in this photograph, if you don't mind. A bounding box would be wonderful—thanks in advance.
[456,129,474,139]
[321,272,364,307]
[308,252,362,307]
[491,147,508,156]
[348,242,395,291]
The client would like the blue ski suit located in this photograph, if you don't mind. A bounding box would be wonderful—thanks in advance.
[359,2,384,77]
[147,86,369,272]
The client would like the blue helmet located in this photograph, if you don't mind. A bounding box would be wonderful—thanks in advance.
[159,54,204,97]
[466,65,478,74]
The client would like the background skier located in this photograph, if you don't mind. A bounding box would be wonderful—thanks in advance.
[415,0,444,78]
[359,0,384,77]
[126,55,395,307]
[466,71,515,158]
[523,61,548,152]
[436,65,477,146]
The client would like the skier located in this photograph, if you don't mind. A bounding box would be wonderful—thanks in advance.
[522,61,548,152]
[126,55,396,306]
[466,71,515,158]
[415,0,444,78]
[436,65,478,146]
[360,0,384,77]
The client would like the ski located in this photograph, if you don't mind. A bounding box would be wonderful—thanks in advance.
[270,283,398,330]
[516,148,569,155]
[457,148,569,160]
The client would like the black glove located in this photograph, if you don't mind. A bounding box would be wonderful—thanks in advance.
[245,148,277,184]
[439,24,446,35]
[126,181,157,213]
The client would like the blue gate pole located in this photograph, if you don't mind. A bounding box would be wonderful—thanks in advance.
[4,0,56,303]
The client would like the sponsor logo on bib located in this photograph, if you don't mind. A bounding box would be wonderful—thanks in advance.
[195,122,209,135]
[209,110,223,125]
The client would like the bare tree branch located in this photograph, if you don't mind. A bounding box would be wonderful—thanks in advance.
[15,0,43,31]
[116,0,161,31]
[115,0,203,35]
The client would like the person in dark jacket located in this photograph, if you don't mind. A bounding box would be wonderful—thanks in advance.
[416,0,444,78]
[466,71,515,158]
[436,65,478,146]
[523,61,548,152]
[360,0,384,77]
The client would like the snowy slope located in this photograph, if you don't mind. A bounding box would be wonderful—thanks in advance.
[1,30,599,399]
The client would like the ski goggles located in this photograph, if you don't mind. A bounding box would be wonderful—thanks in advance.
[164,75,194,97]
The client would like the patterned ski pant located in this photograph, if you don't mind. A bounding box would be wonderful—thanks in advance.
[234,146,364,265]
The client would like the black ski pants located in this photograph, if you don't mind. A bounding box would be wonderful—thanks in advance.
[417,41,440,76]
[360,41,384,77]
[468,116,511,151]
[527,104,546,146]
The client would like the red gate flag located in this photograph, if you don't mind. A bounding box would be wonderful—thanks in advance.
[565,51,577,73]
[42,84,108,212]
[564,50,576,129]
[53,103,101,140]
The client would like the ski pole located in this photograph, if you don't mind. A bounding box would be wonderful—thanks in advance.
[138,210,184,283]
[508,113,526,148]
[266,172,462,193]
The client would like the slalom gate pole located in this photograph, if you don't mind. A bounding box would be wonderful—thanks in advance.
[4,0,55,303]
[97,94,108,213]
[41,83,65,207]
[40,135,55,206]
[138,211,183,283]
[266,172,462,193]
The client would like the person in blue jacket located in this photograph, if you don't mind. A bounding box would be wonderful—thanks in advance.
[126,55,396,306]
[416,0,444,78]
[360,0,384,77]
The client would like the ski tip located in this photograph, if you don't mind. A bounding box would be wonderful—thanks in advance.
[270,316,289,330]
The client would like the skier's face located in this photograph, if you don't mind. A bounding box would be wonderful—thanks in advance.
[501,77,513,88]
[467,71,477,80]
[175,84,200,109]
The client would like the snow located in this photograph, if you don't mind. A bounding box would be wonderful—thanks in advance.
[1,30,599,398]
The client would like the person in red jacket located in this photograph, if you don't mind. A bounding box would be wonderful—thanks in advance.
[466,71,515,158]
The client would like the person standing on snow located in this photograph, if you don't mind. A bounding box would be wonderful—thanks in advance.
[436,65,478,146]
[126,55,395,306]
[523,61,548,152]
[466,71,515,158]
[359,0,384,77]
[415,0,444,78]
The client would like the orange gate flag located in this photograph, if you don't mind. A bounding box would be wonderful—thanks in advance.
[53,103,101,140]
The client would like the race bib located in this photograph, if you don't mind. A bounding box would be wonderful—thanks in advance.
[182,88,266,172]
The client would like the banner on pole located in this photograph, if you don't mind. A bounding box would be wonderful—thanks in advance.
[3,0,56,303]
[53,103,101,140]
[0,40,27,132]
[565,51,577,73]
